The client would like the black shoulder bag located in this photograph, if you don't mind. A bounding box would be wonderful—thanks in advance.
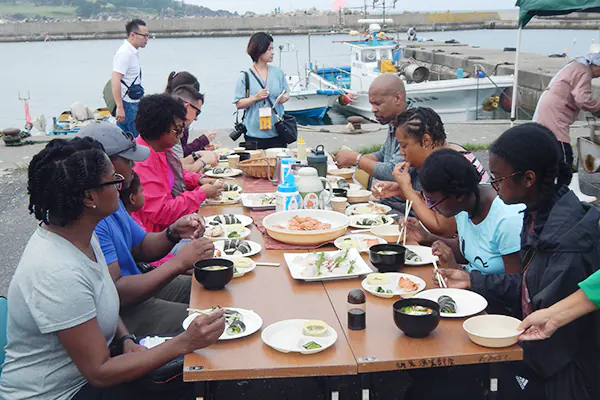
[249,69,298,144]
[230,71,250,141]
[121,69,144,100]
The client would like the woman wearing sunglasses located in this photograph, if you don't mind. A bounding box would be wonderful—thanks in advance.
[404,148,524,275]
[437,123,600,400]
[0,138,225,399]
[373,107,489,236]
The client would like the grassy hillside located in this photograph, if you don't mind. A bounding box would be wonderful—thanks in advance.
[0,3,76,18]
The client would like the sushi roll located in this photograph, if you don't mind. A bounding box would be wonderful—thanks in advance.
[223,239,252,255]
[226,320,246,335]
[405,249,422,263]
[212,167,225,174]
[337,179,350,190]
[223,183,240,192]
[214,214,241,225]
[438,295,457,314]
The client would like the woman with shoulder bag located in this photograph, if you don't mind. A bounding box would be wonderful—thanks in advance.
[233,32,293,150]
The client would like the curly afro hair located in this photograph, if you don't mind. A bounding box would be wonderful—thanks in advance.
[28,137,108,227]
[135,94,187,141]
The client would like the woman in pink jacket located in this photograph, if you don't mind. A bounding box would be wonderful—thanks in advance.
[132,94,223,233]
[534,53,600,168]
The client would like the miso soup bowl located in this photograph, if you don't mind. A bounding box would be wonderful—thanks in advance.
[393,298,440,338]
[193,258,234,290]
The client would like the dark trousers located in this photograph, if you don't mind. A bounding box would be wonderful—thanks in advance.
[559,141,575,170]
[244,134,286,150]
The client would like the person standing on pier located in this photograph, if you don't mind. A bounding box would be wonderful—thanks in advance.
[112,19,148,137]
[533,53,600,170]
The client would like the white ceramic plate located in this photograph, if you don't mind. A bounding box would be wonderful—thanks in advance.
[334,234,387,252]
[361,272,426,299]
[214,239,262,258]
[348,213,395,229]
[414,288,488,318]
[227,257,257,278]
[183,308,263,340]
[204,226,251,242]
[205,193,242,205]
[205,168,243,178]
[240,193,277,210]
[261,319,338,354]
[346,203,392,216]
[284,248,373,281]
[404,245,439,266]
[205,214,253,227]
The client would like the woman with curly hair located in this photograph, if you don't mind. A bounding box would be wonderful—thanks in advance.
[132,94,223,233]
[373,107,489,235]
[0,138,225,399]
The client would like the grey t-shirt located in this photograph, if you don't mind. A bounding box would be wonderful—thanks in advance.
[0,228,119,400]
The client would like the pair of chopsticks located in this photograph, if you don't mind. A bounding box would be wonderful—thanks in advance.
[397,200,413,245]
[186,308,210,315]
[432,259,447,288]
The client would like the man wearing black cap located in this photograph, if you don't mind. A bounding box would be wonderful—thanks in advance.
[78,121,214,337]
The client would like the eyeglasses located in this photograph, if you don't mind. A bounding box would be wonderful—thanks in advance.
[187,102,202,118]
[98,173,126,191]
[171,124,186,136]
[490,171,523,191]
[133,31,149,39]
[421,191,450,211]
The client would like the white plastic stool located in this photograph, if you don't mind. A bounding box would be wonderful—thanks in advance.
[569,173,597,203]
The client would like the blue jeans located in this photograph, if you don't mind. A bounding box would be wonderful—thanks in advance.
[117,101,139,137]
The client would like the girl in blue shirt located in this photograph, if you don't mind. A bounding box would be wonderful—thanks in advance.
[234,32,290,149]
[405,148,524,275]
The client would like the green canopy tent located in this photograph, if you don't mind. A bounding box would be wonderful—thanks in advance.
[511,0,600,123]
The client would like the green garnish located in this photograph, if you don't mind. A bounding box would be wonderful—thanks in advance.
[233,267,238,274]
[386,289,393,294]
[334,249,349,265]
[302,341,322,350]
[228,231,241,238]
[315,252,326,276]
[348,260,357,274]
[376,286,385,293]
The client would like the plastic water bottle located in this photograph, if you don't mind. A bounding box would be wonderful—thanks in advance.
[276,174,302,212]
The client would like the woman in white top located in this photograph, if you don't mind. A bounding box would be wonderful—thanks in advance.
[0,138,225,399]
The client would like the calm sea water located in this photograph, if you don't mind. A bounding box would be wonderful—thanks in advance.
[2,29,599,132]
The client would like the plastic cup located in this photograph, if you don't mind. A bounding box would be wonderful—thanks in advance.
[227,154,240,169]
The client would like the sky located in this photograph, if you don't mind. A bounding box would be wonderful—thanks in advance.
[186,0,518,15]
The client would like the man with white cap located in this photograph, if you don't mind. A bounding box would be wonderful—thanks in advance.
[78,121,214,338]
[534,53,600,169]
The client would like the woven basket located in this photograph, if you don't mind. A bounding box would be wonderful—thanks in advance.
[238,157,276,179]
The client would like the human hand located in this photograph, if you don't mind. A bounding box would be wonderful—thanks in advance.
[198,151,219,167]
[206,131,217,142]
[173,238,215,273]
[253,88,270,102]
[436,268,471,289]
[404,217,430,244]
[123,340,146,354]
[334,149,359,168]
[171,214,205,240]
[199,177,217,186]
[372,181,402,199]
[181,308,227,352]
[116,106,126,123]
[431,241,459,270]
[392,162,412,190]
[518,308,559,341]
[278,91,290,104]
[201,183,223,199]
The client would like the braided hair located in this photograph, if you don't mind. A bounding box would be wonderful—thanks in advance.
[490,122,572,212]
[28,137,108,227]
[419,149,482,216]
[394,107,446,147]
[135,94,187,141]
[164,71,199,94]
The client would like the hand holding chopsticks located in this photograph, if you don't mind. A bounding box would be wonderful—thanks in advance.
[432,259,447,288]
[397,200,413,245]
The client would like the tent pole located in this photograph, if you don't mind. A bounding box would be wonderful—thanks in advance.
[510,26,522,127]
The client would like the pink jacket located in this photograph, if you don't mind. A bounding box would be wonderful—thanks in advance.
[132,137,206,233]
[534,62,600,143]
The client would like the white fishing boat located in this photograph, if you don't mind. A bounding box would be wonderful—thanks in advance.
[284,75,343,119]
[304,25,515,122]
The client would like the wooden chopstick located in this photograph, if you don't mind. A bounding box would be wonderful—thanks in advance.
[186,308,210,315]
[432,260,447,288]
[255,262,280,267]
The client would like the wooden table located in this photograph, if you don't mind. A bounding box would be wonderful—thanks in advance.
[184,204,357,384]
[184,176,523,397]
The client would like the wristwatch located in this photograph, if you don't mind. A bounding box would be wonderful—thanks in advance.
[355,153,363,167]
[119,334,137,345]
[192,152,200,161]
[166,225,180,244]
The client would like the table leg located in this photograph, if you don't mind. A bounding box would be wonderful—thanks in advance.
[194,381,215,400]
[360,374,371,400]
[319,376,347,400]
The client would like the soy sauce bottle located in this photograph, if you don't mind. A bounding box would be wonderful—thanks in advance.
[348,289,366,330]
